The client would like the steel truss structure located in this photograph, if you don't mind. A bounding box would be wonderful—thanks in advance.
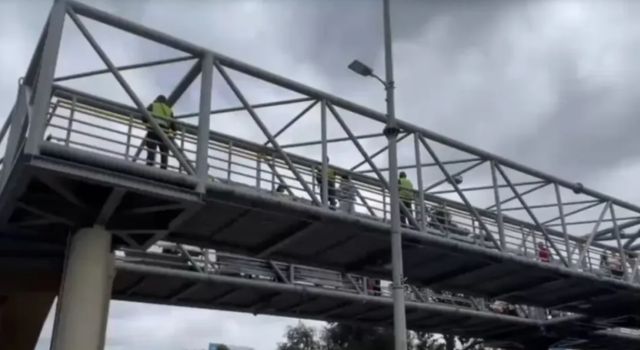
[112,243,640,349]
[1,1,640,348]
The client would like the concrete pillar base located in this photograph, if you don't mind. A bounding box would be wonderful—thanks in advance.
[51,226,114,350]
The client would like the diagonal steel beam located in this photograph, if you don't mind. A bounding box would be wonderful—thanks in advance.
[16,202,74,226]
[281,133,382,149]
[495,164,568,266]
[431,180,545,196]
[485,181,549,211]
[125,203,185,215]
[255,222,317,258]
[500,199,598,212]
[215,62,319,205]
[36,174,87,208]
[266,100,318,144]
[140,204,201,250]
[358,157,481,174]
[418,136,501,250]
[168,59,203,107]
[68,8,196,174]
[355,189,377,217]
[328,103,417,227]
[269,261,290,284]
[55,55,195,83]
[168,282,200,302]
[350,132,410,171]
[177,244,204,273]
[95,188,126,226]
[423,160,486,194]
[177,97,314,119]
[541,199,603,225]
[262,158,297,197]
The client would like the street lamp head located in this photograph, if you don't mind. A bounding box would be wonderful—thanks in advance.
[348,60,374,77]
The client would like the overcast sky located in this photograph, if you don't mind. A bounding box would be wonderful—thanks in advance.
[3,0,640,349]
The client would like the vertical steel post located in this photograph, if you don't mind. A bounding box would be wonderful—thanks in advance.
[179,127,186,172]
[271,159,275,192]
[197,54,213,193]
[383,191,387,221]
[26,0,66,155]
[227,141,233,181]
[382,0,407,349]
[609,205,628,277]
[64,96,76,146]
[321,100,328,207]
[491,160,505,249]
[414,134,425,231]
[124,114,133,161]
[256,156,262,189]
[554,183,572,266]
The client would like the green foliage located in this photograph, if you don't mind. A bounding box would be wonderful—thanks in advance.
[277,321,322,350]
[276,322,484,350]
[323,323,393,350]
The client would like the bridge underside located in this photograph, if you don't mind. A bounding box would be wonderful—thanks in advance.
[114,261,540,343]
[2,147,638,328]
[113,259,640,349]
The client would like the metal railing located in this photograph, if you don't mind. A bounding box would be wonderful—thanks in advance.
[40,87,640,286]
[116,242,558,321]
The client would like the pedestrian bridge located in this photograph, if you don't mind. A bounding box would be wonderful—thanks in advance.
[4,83,637,325]
[1,1,640,348]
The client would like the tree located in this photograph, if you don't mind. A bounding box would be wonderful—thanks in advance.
[277,322,322,350]
[322,323,393,350]
[276,322,485,350]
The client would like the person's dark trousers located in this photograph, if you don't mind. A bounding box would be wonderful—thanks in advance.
[145,130,169,170]
[328,181,336,209]
[400,200,412,226]
[317,180,337,209]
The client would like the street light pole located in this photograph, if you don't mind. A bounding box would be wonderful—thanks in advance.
[382,0,407,350]
[347,2,406,347]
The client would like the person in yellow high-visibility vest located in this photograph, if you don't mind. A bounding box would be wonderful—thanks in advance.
[398,171,414,226]
[145,95,175,170]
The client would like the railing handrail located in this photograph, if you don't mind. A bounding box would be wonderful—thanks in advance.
[42,87,640,285]
[48,85,637,260]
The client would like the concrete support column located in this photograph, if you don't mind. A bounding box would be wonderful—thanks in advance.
[51,226,114,350]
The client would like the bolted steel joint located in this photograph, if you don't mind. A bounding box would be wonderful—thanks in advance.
[572,182,584,194]
[383,124,400,138]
